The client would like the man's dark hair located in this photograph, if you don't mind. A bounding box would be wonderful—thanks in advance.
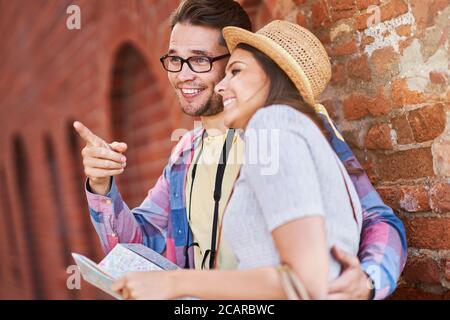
[170,0,252,46]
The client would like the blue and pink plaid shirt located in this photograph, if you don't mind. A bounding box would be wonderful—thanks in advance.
[86,117,407,300]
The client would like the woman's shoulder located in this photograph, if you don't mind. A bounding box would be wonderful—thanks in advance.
[247,104,321,136]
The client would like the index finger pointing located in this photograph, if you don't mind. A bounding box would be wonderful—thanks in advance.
[73,121,106,147]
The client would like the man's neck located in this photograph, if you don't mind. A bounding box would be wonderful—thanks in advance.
[201,112,227,137]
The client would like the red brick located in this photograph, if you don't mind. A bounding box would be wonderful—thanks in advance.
[398,185,431,212]
[392,78,426,107]
[376,147,434,182]
[356,0,381,11]
[360,158,378,184]
[311,0,332,28]
[377,186,402,211]
[321,99,339,120]
[446,259,450,281]
[375,0,409,22]
[356,0,408,30]
[331,63,347,86]
[341,128,363,149]
[430,182,450,214]
[296,10,307,27]
[403,255,441,284]
[271,0,297,19]
[329,0,357,22]
[0,0,182,299]
[429,71,448,85]
[390,287,449,300]
[434,140,450,176]
[408,104,446,142]
[327,39,358,56]
[242,0,263,6]
[368,86,392,116]
[411,0,450,29]
[391,114,415,145]
[395,24,412,37]
[365,123,393,150]
[343,88,391,120]
[2,0,450,301]
[404,217,450,249]
[316,30,332,45]
[331,8,358,22]
[361,35,375,46]
[328,0,356,11]
[343,94,370,120]
[377,185,430,212]
[399,37,415,55]
[347,54,371,81]
[370,46,400,78]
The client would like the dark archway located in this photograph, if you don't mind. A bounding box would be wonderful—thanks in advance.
[44,134,78,299]
[109,42,170,208]
[12,135,44,299]
[44,135,72,266]
[66,120,103,263]
[0,166,21,287]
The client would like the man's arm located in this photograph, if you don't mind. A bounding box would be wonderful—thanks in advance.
[354,177,407,299]
[323,117,407,300]
[74,121,171,255]
[86,169,171,255]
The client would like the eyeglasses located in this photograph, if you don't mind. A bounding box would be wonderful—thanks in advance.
[160,53,230,73]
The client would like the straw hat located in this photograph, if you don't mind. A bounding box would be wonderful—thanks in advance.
[223,20,344,141]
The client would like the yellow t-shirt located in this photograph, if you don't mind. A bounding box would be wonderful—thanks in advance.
[186,130,244,269]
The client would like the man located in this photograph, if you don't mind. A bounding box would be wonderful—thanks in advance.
[74,0,407,299]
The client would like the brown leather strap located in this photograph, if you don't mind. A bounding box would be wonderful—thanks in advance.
[277,265,310,300]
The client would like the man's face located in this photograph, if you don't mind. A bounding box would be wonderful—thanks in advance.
[167,23,229,117]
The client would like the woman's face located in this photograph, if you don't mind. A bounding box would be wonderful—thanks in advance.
[215,48,270,129]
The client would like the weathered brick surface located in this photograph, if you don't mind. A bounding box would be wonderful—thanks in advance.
[377,185,430,213]
[365,123,393,150]
[0,0,185,299]
[404,217,450,249]
[403,254,442,284]
[376,148,434,182]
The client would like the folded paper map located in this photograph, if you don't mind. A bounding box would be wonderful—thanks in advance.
[72,243,179,299]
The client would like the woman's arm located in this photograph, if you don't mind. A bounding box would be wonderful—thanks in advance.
[112,216,328,300]
[271,216,328,299]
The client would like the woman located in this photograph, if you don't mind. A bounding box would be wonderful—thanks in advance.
[112,20,362,300]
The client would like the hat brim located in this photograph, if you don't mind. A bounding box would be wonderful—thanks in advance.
[222,26,315,107]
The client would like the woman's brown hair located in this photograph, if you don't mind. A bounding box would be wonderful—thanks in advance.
[236,43,363,175]
[236,44,326,134]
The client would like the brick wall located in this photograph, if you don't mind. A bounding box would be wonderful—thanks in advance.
[0,0,448,299]
[0,0,188,299]
[243,0,449,299]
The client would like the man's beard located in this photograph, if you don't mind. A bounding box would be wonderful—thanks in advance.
[180,92,224,117]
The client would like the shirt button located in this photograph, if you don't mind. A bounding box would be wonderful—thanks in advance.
[174,193,179,198]
[178,229,182,234]
[105,199,112,204]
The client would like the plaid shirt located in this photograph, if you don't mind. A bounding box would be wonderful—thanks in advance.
[86,118,407,300]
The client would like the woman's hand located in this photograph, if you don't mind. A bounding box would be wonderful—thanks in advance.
[111,271,179,300]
